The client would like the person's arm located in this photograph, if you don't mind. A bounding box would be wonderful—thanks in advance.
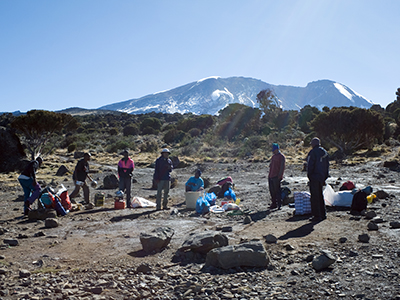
[278,156,285,180]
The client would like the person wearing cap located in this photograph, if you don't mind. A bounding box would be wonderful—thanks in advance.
[307,137,329,222]
[70,152,95,204]
[18,156,43,215]
[153,148,174,210]
[268,143,285,209]
[185,169,204,192]
[118,150,135,208]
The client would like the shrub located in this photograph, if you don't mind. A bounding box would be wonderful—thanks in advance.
[140,141,158,152]
[163,129,187,144]
[109,127,119,136]
[189,128,201,137]
[140,117,162,131]
[67,143,77,153]
[123,124,139,136]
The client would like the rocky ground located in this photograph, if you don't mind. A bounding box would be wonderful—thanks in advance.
[0,149,400,300]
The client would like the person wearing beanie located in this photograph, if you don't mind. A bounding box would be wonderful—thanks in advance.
[268,143,285,209]
[307,137,330,222]
[185,169,204,192]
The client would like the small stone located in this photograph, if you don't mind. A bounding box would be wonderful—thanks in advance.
[367,221,379,231]
[365,211,377,219]
[45,218,59,228]
[19,269,31,278]
[339,237,347,243]
[264,234,277,244]
[3,239,18,246]
[358,233,370,243]
[371,216,384,223]
[0,268,8,274]
[243,216,252,224]
[285,244,295,251]
[390,221,400,229]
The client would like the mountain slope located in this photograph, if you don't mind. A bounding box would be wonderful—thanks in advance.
[99,77,374,115]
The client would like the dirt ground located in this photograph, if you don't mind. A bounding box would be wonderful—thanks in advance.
[1,148,400,299]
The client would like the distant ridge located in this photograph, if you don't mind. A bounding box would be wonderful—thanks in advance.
[99,76,374,115]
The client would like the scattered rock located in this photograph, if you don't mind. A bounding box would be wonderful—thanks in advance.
[19,269,31,278]
[371,216,384,223]
[358,233,370,243]
[339,237,347,243]
[28,209,57,220]
[312,250,336,271]
[375,190,389,199]
[3,238,18,246]
[365,211,377,219]
[103,174,119,189]
[180,231,228,254]
[136,263,152,274]
[367,221,379,230]
[285,244,296,251]
[55,165,69,176]
[205,241,269,269]
[390,221,400,229]
[45,218,59,228]
[264,234,277,244]
[0,268,8,275]
[140,227,174,253]
[243,215,252,224]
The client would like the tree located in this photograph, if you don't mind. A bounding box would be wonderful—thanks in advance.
[311,107,384,154]
[256,89,279,112]
[298,105,320,133]
[11,110,78,159]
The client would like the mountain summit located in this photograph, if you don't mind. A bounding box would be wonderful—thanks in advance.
[99,77,374,115]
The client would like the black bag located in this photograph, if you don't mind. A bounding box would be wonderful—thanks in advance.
[351,190,367,213]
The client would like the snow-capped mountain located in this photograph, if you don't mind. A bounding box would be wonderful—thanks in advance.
[99,77,374,115]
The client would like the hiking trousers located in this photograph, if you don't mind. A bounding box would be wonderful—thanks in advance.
[70,182,90,204]
[156,180,170,209]
[268,177,282,208]
[18,177,41,214]
[119,177,132,207]
[309,179,326,219]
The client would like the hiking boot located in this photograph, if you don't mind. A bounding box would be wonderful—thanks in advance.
[24,201,31,215]
[163,206,169,210]
[268,204,277,210]
[309,216,323,222]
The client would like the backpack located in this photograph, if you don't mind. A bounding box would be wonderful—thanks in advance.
[59,190,72,211]
[340,181,355,191]
[351,190,368,213]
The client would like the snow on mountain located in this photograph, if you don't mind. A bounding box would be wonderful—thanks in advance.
[99,77,374,115]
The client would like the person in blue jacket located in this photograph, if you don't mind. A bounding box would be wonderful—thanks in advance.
[153,148,173,210]
[185,169,204,192]
[307,137,329,222]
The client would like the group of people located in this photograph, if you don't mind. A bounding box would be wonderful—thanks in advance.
[268,137,330,222]
[18,137,329,222]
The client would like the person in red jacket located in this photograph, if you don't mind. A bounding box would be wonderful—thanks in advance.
[268,143,285,209]
[118,150,135,208]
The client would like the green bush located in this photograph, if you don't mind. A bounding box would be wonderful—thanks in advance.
[123,124,139,136]
[163,129,188,144]
[140,141,158,152]
[67,143,77,153]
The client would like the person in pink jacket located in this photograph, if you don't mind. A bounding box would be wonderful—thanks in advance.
[118,150,135,208]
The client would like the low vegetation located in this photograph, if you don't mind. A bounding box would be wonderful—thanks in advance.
[1,88,400,167]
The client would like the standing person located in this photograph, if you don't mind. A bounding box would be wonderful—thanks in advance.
[185,169,204,192]
[307,137,329,222]
[118,150,135,208]
[70,153,95,204]
[153,148,173,211]
[18,157,43,215]
[268,143,285,209]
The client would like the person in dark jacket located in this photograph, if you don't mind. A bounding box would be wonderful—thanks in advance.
[70,153,95,204]
[153,148,173,210]
[268,143,285,209]
[307,137,329,222]
[18,157,43,215]
[118,150,135,208]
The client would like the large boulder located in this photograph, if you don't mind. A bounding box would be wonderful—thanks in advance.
[140,227,174,253]
[205,241,269,269]
[0,127,26,172]
[103,174,119,189]
[180,231,228,254]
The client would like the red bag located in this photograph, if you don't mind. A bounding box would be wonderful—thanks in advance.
[59,190,72,211]
[341,181,355,191]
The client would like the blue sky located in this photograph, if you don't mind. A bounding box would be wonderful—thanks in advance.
[1,0,399,112]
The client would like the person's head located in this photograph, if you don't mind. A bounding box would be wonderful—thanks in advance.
[310,137,320,148]
[36,156,43,166]
[195,169,202,178]
[161,148,170,157]
[272,143,279,154]
[84,152,91,161]
[122,149,129,159]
